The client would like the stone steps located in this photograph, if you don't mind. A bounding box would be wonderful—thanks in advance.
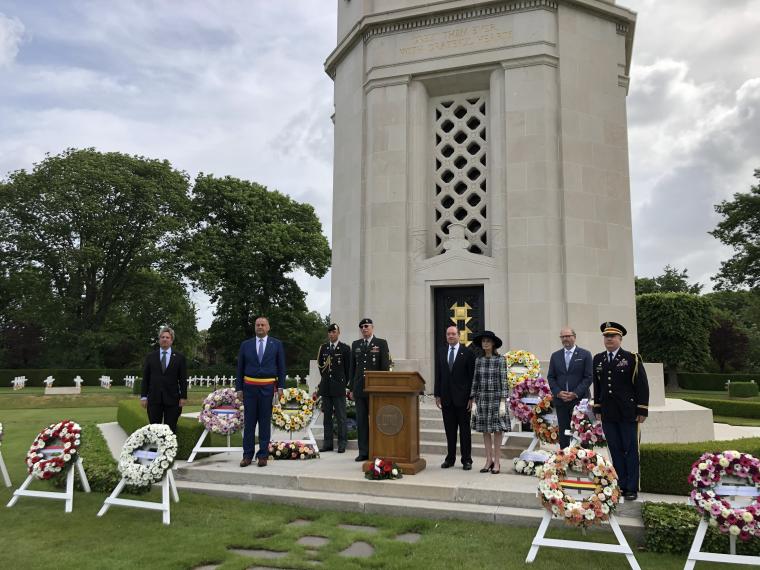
[173,478,644,539]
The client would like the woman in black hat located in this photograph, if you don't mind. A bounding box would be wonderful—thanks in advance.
[469,330,509,474]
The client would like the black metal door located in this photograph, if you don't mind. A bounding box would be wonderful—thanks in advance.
[433,286,485,359]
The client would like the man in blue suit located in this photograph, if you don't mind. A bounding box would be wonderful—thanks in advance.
[235,316,286,467]
[546,327,593,448]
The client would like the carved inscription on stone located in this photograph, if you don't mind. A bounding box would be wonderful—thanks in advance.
[376,404,404,436]
[400,23,513,57]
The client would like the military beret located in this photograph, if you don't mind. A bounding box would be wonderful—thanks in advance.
[359,318,373,327]
[327,323,339,332]
[600,321,627,336]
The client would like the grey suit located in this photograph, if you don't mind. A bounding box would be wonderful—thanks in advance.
[546,346,593,447]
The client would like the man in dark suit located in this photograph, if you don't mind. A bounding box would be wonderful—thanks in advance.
[140,326,188,433]
[546,327,593,448]
[235,316,286,468]
[317,323,351,453]
[434,325,476,470]
[349,318,390,462]
[592,321,649,501]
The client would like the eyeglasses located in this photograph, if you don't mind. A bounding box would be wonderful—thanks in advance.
[559,335,575,339]
[360,324,372,329]
[603,333,618,338]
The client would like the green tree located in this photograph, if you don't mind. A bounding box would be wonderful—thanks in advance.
[0,148,196,366]
[705,290,760,371]
[183,175,331,368]
[636,293,714,388]
[635,265,703,296]
[709,311,749,372]
[711,169,760,290]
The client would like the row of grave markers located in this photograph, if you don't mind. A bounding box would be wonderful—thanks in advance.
[8,374,310,390]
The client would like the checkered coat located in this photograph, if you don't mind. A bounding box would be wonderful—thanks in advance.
[470,355,510,433]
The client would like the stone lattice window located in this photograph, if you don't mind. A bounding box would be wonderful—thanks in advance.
[432,92,488,255]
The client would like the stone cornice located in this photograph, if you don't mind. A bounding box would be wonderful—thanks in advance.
[324,0,636,79]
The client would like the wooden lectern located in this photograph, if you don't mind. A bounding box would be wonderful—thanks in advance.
[362,371,426,475]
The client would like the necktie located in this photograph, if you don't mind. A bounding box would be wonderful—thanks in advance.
[330,344,335,354]
[564,349,572,369]
[608,351,614,363]
[363,340,368,350]
[448,346,455,371]
[161,351,167,372]
[258,339,264,361]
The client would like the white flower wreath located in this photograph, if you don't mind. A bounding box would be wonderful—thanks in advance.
[119,424,178,487]
[199,388,244,435]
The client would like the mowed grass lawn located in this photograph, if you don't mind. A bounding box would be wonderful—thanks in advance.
[0,399,752,569]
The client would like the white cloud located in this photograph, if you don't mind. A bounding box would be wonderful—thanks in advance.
[0,12,23,67]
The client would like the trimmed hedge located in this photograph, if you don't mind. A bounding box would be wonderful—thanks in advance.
[678,372,760,391]
[681,397,760,419]
[642,502,760,555]
[117,399,243,460]
[640,437,760,495]
[54,422,147,494]
[729,381,760,398]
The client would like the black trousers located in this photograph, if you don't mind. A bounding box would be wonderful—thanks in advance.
[555,403,574,448]
[147,401,182,434]
[322,394,347,449]
[441,403,472,465]
[603,420,639,492]
[355,395,369,457]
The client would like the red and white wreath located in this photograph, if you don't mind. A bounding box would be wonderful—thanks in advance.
[26,420,82,480]
[570,399,606,448]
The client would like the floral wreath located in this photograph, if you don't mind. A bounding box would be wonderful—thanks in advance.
[510,377,551,423]
[119,424,178,487]
[272,387,315,432]
[570,399,606,448]
[199,388,244,435]
[530,393,560,444]
[505,350,541,389]
[513,450,552,477]
[538,447,620,527]
[688,450,760,541]
[365,457,403,480]
[26,420,81,480]
[268,441,319,460]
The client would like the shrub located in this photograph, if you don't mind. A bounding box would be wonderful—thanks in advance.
[642,502,760,555]
[729,381,759,398]
[640,437,760,495]
[117,399,242,460]
[678,372,760,391]
[681,397,760,419]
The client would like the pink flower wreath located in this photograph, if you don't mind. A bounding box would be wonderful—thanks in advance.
[689,450,760,541]
[509,376,551,424]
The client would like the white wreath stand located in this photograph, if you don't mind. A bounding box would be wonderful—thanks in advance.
[526,474,640,569]
[684,481,760,569]
[187,430,244,463]
[97,450,179,525]
[0,449,11,487]
[7,456,90,512]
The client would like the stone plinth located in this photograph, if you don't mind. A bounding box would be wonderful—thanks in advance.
[44,386,81,395]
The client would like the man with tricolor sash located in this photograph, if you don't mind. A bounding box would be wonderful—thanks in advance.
[592,321,649,501]
[236,316,286,467]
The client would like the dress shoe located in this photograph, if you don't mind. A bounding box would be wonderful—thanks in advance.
[624,491,638,501]
[479,462,494,473]
[441,460,455,469]
[462,463,473,471]
[257,456,268,467]
[337,447,346,453]
[319,445,334,452]
[240,457,253,467]
[355,455,369,462]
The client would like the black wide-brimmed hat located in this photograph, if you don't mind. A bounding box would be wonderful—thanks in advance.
[471,330,503,349]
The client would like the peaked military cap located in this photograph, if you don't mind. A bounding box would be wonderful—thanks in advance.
[327,323,340,332]
[600,321,627,336]
[358,318,373,327]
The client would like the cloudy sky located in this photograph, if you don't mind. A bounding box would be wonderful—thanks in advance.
[1,1,758,328]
